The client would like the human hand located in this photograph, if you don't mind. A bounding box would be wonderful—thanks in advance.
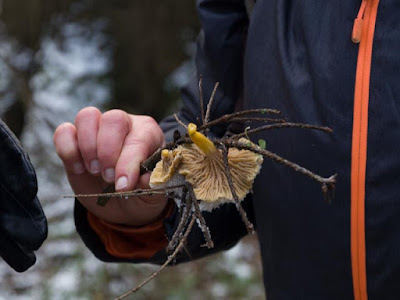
[53,107,167,226]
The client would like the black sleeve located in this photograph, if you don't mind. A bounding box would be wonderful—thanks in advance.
[74,0,252,263]
[0,119,48,272]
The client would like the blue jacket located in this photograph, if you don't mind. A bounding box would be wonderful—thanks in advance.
[76,0,400,298]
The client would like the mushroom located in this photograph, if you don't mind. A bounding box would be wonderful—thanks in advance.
[149,123,263,211]
[149,149,183,187]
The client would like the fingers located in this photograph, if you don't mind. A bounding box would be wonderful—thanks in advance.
[114,115,165,191]
[96,110,131,183]
[75,107,102,175]
[54,122,85,175]
[55,107,165,194]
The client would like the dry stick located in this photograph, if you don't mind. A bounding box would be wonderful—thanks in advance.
[223,139,337,189]
[227,117,286,123]
[231,122,333,139]
[204,82,220,125]
[115,213,198,300]
[187,183,214,249]
[166,186,192,252]
[172,114,286,131]
[219,143,255,234]
[174,113,188,129]
[199,75,205,124]
[199,108,282,131]
[64,186,181,199]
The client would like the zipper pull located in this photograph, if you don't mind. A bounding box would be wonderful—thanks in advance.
[352,0,367,43]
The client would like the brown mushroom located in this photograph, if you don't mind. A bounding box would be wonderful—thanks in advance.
[149,123,263,211]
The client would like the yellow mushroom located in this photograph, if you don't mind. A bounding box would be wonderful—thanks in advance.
[149,123,263,211]
[149,149,183,188]
[187,123,217,154]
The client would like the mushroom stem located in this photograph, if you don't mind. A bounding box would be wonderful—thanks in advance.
[187,123,217,154]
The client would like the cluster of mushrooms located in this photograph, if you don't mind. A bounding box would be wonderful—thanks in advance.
[150,123,263,211]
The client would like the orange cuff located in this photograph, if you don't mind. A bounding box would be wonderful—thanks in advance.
[87,200,175,259]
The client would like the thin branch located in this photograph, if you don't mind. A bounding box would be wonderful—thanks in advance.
[219,143,254,234]
[174,113,188,129]
[199,108,282,131]
[65,185,184,200]
[222,139,337,191]
[204,81,219,125]
[231,122,333,139]
[166,186,192,252]
[188,183,214,248]
[199,75,205,124]
[115,213,197,300]
[227,117,286,123]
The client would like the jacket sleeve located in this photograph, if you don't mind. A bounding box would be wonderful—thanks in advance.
[74,0,252,264]
[0,119,48,272]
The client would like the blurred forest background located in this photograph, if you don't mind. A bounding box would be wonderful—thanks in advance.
[0,0,263,299]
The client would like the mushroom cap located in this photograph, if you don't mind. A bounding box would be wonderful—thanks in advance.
[177,139,263,204]
[149,139,263,210]
[149,149,183,188]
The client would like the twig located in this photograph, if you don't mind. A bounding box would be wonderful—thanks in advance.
[204,82,219,125]
[115,213,197,300]
[227,117,286,123]
[174,113,188,129]
[219,143,254,234]
[65,185,184,199]
[222,139,337,190]
[199,75,205,124]
[188,183,214,248]
[166,186,192,252]
[231,122,333,139]
[199,108,282,131]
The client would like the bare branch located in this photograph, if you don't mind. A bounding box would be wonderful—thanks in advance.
[221,139,337,192]
[188,183,214,248]
[227,117,286,123]
[231,122,333,139]
[65,185,184,200]
[199,75,205,124]
[219,143,254,234]
[199,108,282,131]
[204,81,219,125]
[174,113,188,129]
[166,186,192,252]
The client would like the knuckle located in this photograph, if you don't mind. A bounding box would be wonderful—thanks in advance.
[101,109,129,126]
[75,106,100,124]
[135,115,164,146]
[140,115,157,126]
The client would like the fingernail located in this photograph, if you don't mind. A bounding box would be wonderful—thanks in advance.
[104,168,115,182]
[116,176,128,191]
[73,162,85,174]
[90,159,100,174]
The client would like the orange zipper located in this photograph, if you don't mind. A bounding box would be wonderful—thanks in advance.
[350,1,380,300]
